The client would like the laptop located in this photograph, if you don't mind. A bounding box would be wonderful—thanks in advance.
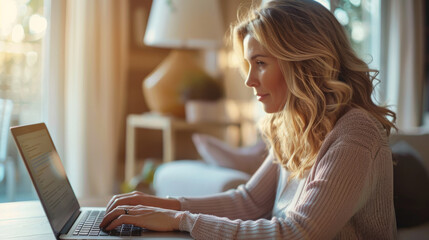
[11,123,191,240]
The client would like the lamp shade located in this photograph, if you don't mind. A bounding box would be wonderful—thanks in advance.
[144,0,224,49]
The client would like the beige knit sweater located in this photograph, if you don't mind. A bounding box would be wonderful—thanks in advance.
[177,108,397,239]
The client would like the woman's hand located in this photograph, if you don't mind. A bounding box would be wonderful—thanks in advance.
[100,205,184,232]
[105,191,180,213]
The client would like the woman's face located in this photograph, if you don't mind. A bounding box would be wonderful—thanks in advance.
[243,35,288,113]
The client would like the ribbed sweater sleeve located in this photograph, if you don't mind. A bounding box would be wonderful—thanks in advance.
[177,109,395,239]
[178,153,279,220]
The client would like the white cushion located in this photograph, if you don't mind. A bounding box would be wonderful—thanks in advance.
[153,160,250,198]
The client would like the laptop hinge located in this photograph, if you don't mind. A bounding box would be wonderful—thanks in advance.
[59,209,81,236]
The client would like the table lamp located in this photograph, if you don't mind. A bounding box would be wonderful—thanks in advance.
[143,0,224,118]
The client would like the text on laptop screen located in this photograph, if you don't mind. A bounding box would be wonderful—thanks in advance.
[16,128,79,233]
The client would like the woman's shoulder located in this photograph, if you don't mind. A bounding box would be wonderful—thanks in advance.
[336,108,378,129]
[325,108,388,152]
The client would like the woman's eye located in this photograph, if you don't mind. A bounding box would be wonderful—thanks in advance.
[256,60,265,66]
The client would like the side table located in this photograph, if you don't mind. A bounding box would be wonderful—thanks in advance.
[125,113,241,182]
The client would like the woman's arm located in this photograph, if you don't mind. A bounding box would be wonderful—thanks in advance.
[178,153,280,220]
[100,154,280,232]
[101,153,279,231]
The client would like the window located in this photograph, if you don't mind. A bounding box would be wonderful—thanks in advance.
[331,0,380,68]
[0,0,46,202]
[330,0,384,106]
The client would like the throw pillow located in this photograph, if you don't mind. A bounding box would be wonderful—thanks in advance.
[192,133,267,175]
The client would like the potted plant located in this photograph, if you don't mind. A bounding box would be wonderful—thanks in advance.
[179,72,225,123]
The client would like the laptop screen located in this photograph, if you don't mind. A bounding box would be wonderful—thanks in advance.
[11,123,80,236]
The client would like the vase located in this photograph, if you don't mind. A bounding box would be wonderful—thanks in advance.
[142,50,206,118]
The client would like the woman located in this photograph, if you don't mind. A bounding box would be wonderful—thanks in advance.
[100,0,397,239]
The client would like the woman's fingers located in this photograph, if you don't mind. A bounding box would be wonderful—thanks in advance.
[100,205,134,228]
[104,215,141,231]
[105,192,134,211]
[106,196,132,213]
[108,191,144,206]
[105,191,143,209]
[101,205,181,232]
[106,192,144,213]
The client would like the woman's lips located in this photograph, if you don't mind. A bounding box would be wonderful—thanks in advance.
[256,93,269,101]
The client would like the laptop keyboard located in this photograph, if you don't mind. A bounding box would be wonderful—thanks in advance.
[72,210,144,236]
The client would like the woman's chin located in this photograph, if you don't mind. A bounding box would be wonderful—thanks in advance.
[260,100,287,113]
[263,107,278,114]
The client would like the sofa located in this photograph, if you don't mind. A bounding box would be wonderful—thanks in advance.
[153,132,429,239]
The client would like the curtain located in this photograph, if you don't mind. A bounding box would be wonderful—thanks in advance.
[44,0,128,198]
[43,0,67,160]
[380,0,425,131]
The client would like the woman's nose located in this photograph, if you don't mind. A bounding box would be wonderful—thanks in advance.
[245,70,258,88]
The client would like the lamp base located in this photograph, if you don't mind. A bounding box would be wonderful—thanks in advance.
[142,50,206,118]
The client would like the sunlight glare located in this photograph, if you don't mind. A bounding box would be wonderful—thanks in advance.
[351,21,366,42]
[314,0,331,10]
[29,14,47,35]
[0,0,18,37]
[334,8,349,26]
[11,24,25,42]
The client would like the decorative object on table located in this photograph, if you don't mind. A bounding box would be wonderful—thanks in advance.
[180,72,223,102]
[142,0,224,118]
[179,72,226,123]
[121,158,160,194]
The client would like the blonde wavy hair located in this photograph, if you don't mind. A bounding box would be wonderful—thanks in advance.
[232,0,396,178]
